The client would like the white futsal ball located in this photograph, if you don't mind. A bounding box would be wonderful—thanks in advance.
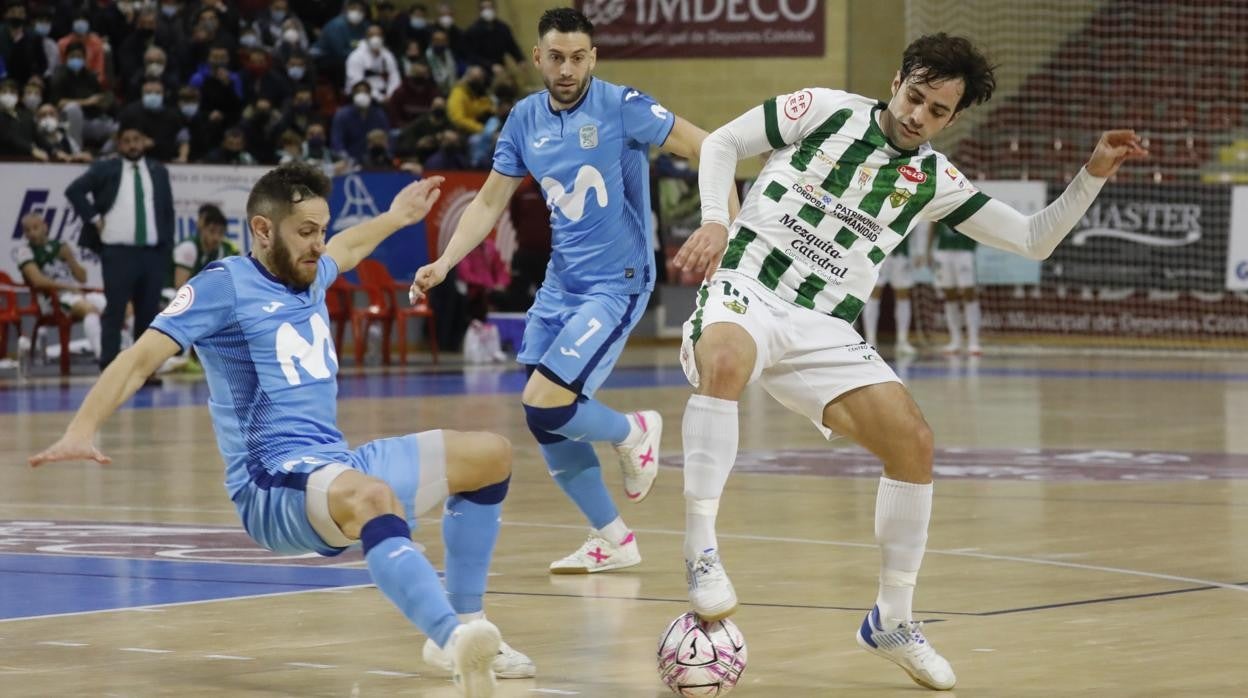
[657,611,748,696]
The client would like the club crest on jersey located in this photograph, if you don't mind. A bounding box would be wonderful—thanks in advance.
[889,188,912,208]
[898,165,927,183]
[857,167,874,189]
[579,124,598,149]
[723,299,748,314]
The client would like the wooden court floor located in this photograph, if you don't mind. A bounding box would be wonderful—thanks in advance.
[2,348,1247,696]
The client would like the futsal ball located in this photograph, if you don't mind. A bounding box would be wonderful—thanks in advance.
[657,611,748,696]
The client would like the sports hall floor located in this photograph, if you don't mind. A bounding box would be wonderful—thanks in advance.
[2,345,1247,696]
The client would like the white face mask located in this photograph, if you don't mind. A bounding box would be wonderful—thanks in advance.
[22,92,41,110]
[146,62,165,76]
[0,93,17,110]
[39,116,58,131]
[353,92,371,109]
[282,28,299,44]
[438,14,453,28]
[367,35,383,50]
[480,9,495,21]
[346,9,364,24]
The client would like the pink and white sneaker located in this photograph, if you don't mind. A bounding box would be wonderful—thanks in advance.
[549,532,642,574]
[614,410,662,503]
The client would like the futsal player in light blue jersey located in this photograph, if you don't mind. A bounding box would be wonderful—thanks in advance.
[31,163,531,697]
[413,8,729,574]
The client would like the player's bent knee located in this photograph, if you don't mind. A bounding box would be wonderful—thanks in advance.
[524,402,577,436]
[698,346,752,397]
[343,479,403,531]
[445,431,513,493]
[521,368,577,408]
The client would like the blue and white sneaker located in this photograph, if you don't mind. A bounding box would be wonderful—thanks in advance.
[856,605,956,690]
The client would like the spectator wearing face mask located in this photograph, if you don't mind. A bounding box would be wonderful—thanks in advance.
[204,127,255,166]
[253,0,294,48]
[189,45,244,126]
[34,103,91,163]
[29,8,59,79]
[433,3,469,58]
[446,65,492,135]
[331,80,390,164]
[183,7,235,78]
[57,13,108,88]
[0,78,48,161]
[273,86,321,139]
[155,1,188,64]
[300,122,349,177]
[422,127,468,170]
[175,86,222,163]
[118,10,168,90]
[257,51,314,111]
[87,0,133,57]
[389,3,431,58]
[425,29,459,96]
[272,17,310,66]
[22,76,44,112]
[462,1,522,72]
[345,24,401,102]
[118,78,182,162]
[242,98,281,165]
[314,1,369,88]
[388,61,439,126]
[49,41,115,151]
[127,46,179,103]
[395,96,449,159]
[361,128,396,171]
[0,2,49,86]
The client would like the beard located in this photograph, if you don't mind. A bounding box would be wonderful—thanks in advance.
[271,233,317,290]
[543,72,590,108]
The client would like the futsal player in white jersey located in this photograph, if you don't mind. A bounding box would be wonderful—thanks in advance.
[671,33,1146,690]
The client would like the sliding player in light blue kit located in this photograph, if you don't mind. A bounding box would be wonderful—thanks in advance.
[31,163,531,697]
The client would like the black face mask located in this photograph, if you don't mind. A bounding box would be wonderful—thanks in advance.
[431,107,446,120]
[7,17,24,28]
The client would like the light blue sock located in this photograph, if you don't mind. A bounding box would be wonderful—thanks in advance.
[362,514,459,648]
[540,438,618,529]
[443,483,506,614]
[550,398,631,444]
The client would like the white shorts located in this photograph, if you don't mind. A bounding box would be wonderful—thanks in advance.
[933,250,976,289]
[40,290,106,316]
[876,254,913,290]
[680,271,901,440]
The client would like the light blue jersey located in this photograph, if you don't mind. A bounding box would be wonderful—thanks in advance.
[493,77,675,296]
[151,255,350,499]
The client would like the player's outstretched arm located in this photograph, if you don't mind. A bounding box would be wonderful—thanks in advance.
[948,129,1147,261]
[326,176,445,274]
[29,330,181,467]
[410,169,523,302]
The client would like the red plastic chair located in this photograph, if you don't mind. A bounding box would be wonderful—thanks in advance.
[354,259,439,365]
[0,272,22,359]
[23,284,76,376]
[326,276,356,352]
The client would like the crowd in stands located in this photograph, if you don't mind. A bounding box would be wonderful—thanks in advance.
[0,0,527,175]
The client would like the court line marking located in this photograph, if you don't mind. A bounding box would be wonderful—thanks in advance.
[120,647,173,654]
[502,520,1248,594]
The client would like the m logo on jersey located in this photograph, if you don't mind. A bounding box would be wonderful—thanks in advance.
[898,165,927,183]
[541,165,609,222]
[275,314,338,386]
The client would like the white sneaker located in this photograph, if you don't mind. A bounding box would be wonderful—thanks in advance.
[940,342,960,355]
[895,341,917,357]
[442,619,500,697]
[856,606,956,690]
[686,549,737,621]
[424,634,535,679]
[614,410,661,502]
[966,344,982,356]
[549,532,641,574]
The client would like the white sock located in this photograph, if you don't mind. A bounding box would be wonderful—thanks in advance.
[964,300,981,347]
[82,313,102,358]
[682,394,739,559]
[618,412,643,447]
[943,301,962,347]
[895,299,911,344]
[863,297,880,346]
[874,477,933,627]
[597,516,630,545]
[457,611,484,623]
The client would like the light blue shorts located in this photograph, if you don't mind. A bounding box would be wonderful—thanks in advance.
[517,284,649,397]
[232,431,447,556]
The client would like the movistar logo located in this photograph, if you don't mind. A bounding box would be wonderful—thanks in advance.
[274,314,338,385]
[540,165,608,222]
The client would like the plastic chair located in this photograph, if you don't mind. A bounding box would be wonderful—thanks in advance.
[354,259,439,365]
[326,276,356,352]
[0,272,22,359]
[24,283,76,376]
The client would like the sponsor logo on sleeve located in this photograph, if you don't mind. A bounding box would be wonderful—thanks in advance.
[783,90,813,120]
[161,285,195,316]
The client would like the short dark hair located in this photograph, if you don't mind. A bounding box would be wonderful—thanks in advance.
[199,204,227,228]
[538,8,593,39]
[246,161,331,224]
[66,41,86,56]
[899,33,996,113]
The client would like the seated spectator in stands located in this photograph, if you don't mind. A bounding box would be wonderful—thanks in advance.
[242,98,281,165]
[398,39,425,77]
[389,4,432,58]
[117,9,161,86]
[172,204,238,288]
[274,86,321,138]
[0,79,47,160]
[434,3,468,57]
[117,78,182,162]
[17,211,105,360]
[1,2,48,88]
[395,96,449,158]
[388,60,439,126]
[127,46,180,103]
[361,128,396,170]
[239,46,273,93]
[253,0,296,49]
[298,122,349,176]
[182,10,234,82]
[22,76,44,112]
[468,95,512,169]
[88,0,135,57]
[276,129,303,163]
[425,28,459,95]
[48,42,114,150]
[57,12,108,88]
[192,47,244,126]
[204,127,255,165]
[273,15,311,65]
[30,7,59,79]
[258,51,314,109]
[447,65,492,135]
[346,23,401,102]
[314,0,368,88]
[331,80,389,164]
[35,103,91,163]
[423,128,468,170]
[462,0,522,72]
[177,86,224,163]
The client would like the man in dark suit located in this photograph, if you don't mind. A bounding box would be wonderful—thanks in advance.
[66,125,175,373]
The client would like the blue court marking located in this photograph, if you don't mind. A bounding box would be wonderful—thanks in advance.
[4,361,1248,415]
[0,553,371,621]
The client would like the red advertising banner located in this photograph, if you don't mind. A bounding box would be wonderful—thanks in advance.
[422,170,520,264]
[583,0,825,59]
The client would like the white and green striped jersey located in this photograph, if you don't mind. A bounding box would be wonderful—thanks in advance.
[710,89,989,322]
